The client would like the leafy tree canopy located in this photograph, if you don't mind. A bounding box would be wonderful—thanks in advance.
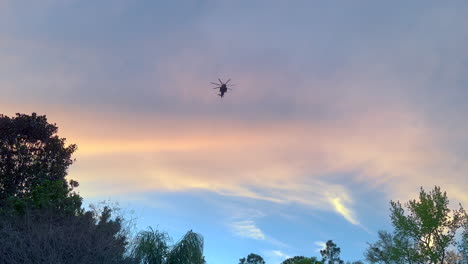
[0,205,130,264]
[0,113,133,263]
[0,113,77,211]
[239,253,266,264]
[131,228,205,264]
[320,240,344,264]
[366,186,467,264]
[282,256,322,264]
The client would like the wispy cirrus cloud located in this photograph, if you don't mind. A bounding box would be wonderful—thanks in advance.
[2,0,468,240]
[264,250,292,264]
[230,220,265,240]
[314,241,326,253]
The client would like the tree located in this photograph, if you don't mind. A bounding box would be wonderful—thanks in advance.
[239,253,266,264]
[282,256,322,264]
[0,113,134,263]
[390,186,465,264]
[131,228,205,264]
[320,240,344,264]
[365,231,414,264]
[0,205,132,264]
[131,228,171,264]
[0,113,77,207]
[366,186,466,264]
[166,230,205,264]
[460,217,468,263]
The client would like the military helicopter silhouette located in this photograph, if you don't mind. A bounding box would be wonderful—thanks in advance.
[211,78,235,98]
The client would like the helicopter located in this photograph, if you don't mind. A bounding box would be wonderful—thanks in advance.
[211,78,235,98]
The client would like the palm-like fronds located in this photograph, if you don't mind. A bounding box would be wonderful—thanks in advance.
[132,228,205,264]
[166,230,205,264]
[131,227,171,264]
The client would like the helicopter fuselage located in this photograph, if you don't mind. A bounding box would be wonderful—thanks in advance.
[219,84,227,97]
[211,78,232,98]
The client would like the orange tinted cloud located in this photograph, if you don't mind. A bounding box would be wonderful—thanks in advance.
[2,99,467,226]
[23,105,458,227]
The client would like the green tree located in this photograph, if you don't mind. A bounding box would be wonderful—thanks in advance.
[366,186,466,264]
[365,230,415,264]
[282,256,322,264]
[131,227,171,264]
[460,217,468,263]
[0,113,77,208]
[0,113,134,263]
[320,240,344,264]
[166,230,205,264]
[239,253,266,264]
[132,228,205,264]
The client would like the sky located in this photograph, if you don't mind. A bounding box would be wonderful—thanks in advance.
[1,1,468,263]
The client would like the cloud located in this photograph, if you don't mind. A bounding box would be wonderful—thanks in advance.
[230,220,265,240]
[330,197,358,226]
[314,241,326,252]
[2,0,468,232]
[5,104,460,228]
[4,100,467,229]
[271,250,290,259]
[264,250,292,264]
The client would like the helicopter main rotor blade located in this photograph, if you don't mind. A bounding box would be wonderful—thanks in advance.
[212,87,220,89]
[210,82,220,86]
[218,78,223,84]
[227,84,237,86]
[225,78,231,84]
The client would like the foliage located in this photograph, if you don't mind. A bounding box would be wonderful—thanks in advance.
[131,227,171,264]
[282,256,322,264]
[390,186,465,263]
[239,253,266,264]
[4,179,82,216]
[460,217,468,263]
[0,113,134,263]
[0,113,77,207]
[0,205,132,264]
[166,230,205,264]
[364,231,418,264]
[365,230,415,264]
[366,186,467,264]
[131,228,205,264]
[320,240,344,264]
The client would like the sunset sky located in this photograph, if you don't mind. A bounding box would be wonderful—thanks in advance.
[1,1,468,263]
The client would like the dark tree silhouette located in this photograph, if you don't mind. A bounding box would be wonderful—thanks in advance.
[320,240,344,264]
[239,253,266,264]
[131,227,171,264]
[0,205,131,264]
[166,230,205,264]
[0,113,77,207]
[0,113,134,263]
[130,227,205,264]
[282,256,322,264]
